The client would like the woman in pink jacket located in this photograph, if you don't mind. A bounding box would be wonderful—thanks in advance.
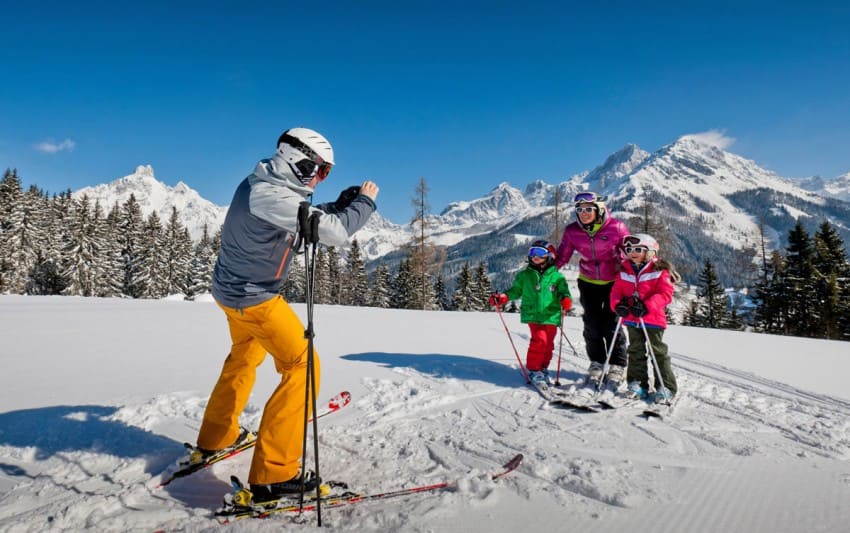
[555,192,630,388]
[610,234,680,403]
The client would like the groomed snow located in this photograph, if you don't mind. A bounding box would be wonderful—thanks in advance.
[1,295,849,532]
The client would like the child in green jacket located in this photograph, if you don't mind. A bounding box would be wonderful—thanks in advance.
[489,240,573,385]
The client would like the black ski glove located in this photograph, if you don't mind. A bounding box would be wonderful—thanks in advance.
[615,297,631,317]
[334,186,361,211]
[630,297,648,318]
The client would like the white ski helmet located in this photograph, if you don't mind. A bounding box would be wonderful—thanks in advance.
[623,233,659,256]
[276,127,335,184]
[573,191,607,225]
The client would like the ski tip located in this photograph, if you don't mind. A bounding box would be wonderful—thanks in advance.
[329,390,352,409]
[504,454,523,470]
[338,390,352,405]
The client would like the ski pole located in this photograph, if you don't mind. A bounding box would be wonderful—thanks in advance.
[555,309,564,386]
[297,202,323,525]
[594,316,624,397]
[559,327,583,360]
[494,305,531,383]
[638,317,668,400]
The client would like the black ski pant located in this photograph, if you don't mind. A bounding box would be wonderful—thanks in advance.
[577,279,627,368]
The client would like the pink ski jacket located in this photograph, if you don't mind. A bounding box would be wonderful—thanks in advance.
[610,258,675,329]
[555,217,630,283]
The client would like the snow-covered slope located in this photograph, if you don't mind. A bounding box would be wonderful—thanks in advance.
[74,165,227,240]
[1,296,849,532]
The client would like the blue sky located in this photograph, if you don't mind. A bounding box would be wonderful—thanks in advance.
[2,1,849,223]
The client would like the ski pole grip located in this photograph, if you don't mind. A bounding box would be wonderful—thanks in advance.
[296,201,312,246]
[308,212,321,244]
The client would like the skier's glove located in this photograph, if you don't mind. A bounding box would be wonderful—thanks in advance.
[615,297,631,317]
[560,297,572,312]
[489,293,508,307]
[630,297,648,318]
[334,186,361,211]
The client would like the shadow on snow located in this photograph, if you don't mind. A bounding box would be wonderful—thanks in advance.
[342,352,585,387]
[0,404,181,476]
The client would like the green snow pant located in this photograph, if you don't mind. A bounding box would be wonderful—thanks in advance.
[625,325,677,395]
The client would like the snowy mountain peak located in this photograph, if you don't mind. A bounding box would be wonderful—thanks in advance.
[798,171,850,202]
[581,143,650,192]
[74,166,227,240]
[439,182,528,223]
[133,164,155,178]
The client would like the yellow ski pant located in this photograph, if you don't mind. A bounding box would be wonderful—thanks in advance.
[197,296,320,485]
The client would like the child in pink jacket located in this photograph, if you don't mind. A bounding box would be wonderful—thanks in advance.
[610,234,680,403]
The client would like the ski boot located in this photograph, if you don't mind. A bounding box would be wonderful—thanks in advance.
[653,386,674,405]
[250,471,325,506]
[624,381,648,401]
[604,365,626,393]
[189,427,256,466]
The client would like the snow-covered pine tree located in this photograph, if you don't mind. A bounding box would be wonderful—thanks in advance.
[12,186,48,294]
[812,221,850,340]
[0,169,26,292]
[97,202,124,297]
[433,274,449,310]
[120,194,148,298]
[281,256,306,302]
[391,258,414,309]
[784,221,819,338]
[451,262,475,311]
[84,200,118,297]
[162,207,192,297]
[369,264,391,308]
[28,191,73,295]
[187,224,216,298]
[683,259,738,329]
[326,246,342,305]
[60,195,103,296]
[141,211,167,298]
[471,261,493,311]
[312,247,330,304]
[753,250,789,334]
[346,238,369,306]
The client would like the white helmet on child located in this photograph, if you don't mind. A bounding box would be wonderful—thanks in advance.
[623,234,659,256]
[277,127,335,185]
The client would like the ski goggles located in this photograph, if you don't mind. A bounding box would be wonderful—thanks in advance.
[528,246,552,258]
[625,246,647,254]
[315,161,333,180]
[575,206,597,214]
[623,235,643,246]
[573,192,604,203]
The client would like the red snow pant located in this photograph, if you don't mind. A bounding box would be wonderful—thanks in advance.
[526,323,558,372]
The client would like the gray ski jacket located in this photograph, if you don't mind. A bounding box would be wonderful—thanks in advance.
[212,153,376,309]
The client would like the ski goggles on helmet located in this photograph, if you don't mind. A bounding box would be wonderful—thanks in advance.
[280,133,334,180]
[573,192,604,204]
[528,246,552,258]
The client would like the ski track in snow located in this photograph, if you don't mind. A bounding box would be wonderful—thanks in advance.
[2,338,850,530]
